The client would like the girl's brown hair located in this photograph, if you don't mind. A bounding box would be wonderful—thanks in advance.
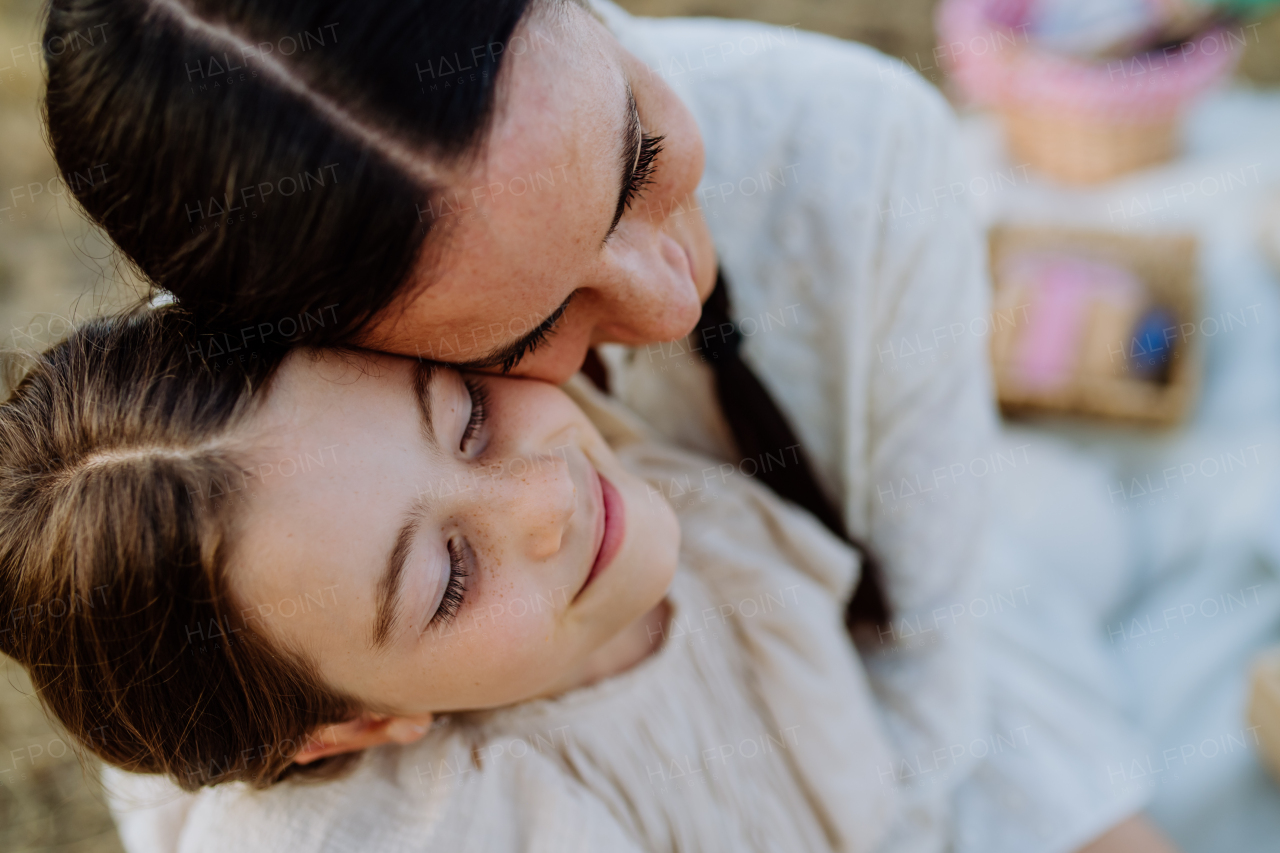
[0,308,360,790]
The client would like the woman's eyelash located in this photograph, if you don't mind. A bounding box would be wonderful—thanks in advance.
[620,133,665,212]
[432,540,470,626]
[505,325,552,371]
[460,377,490,451]
[497,292,576,373]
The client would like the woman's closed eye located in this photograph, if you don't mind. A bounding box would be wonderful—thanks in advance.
[606,132,665,241]
[620,133,664,213]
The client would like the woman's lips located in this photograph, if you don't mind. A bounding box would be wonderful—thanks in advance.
[578,470,625,599]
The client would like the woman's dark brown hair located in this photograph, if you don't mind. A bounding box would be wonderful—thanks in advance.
[0,308,361,790]
[42,0,538,342]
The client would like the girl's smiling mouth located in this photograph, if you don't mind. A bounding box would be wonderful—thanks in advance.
[578,468,625,600]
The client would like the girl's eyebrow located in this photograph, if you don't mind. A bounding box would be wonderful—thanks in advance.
[370,360,439,650]
[411,360,438,446]
[371,510,423,650]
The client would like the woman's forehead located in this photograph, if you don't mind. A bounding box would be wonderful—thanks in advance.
[485,4,627,185]
[374,10,629,359]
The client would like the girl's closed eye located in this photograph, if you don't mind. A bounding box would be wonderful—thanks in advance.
[426,375,488,631]
[430,539,471,628]
[460,377,490,453]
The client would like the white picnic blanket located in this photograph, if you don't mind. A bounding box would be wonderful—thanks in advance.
[959,85,1280,853]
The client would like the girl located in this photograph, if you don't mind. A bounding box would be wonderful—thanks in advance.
[1,310,1172,853]
[0,308,897,851]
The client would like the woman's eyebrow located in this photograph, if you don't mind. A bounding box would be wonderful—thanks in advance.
[606,84,643,240]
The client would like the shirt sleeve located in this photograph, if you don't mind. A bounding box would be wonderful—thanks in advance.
[559,7,1005,842]
[850,72,1000,832]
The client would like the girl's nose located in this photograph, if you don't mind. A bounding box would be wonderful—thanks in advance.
[491,450,578,560]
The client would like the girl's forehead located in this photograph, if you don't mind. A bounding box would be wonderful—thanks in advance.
[240,351,422,477]
[269,349,412,406]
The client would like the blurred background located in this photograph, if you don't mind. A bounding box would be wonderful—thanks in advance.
[1,0,1279,850]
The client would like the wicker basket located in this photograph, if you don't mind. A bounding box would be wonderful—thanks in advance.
[1001,110,1178,185]
[1248,649,1280,784]
[989,226,1200,426]
[937,0,1241,184]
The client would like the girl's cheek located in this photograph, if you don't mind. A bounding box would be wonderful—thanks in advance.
[509,610,566,671]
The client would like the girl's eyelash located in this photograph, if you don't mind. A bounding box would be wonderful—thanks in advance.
[429,378,483,629]
[432,540,470,627]
[621,133,665,213]
[460,377,490,451]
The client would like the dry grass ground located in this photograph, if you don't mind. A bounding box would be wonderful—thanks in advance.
[1,659,124,853]
[1,0,138,846]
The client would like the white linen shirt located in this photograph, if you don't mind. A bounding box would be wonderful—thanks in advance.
[592,1,997,844]
[592,5,1148,852]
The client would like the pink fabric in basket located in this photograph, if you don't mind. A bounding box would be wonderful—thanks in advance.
[1007,254,1144,391]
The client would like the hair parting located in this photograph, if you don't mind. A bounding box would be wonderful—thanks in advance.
[0,307,364,790]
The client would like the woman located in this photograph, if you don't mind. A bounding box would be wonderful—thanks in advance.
[41,0,1170,851]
